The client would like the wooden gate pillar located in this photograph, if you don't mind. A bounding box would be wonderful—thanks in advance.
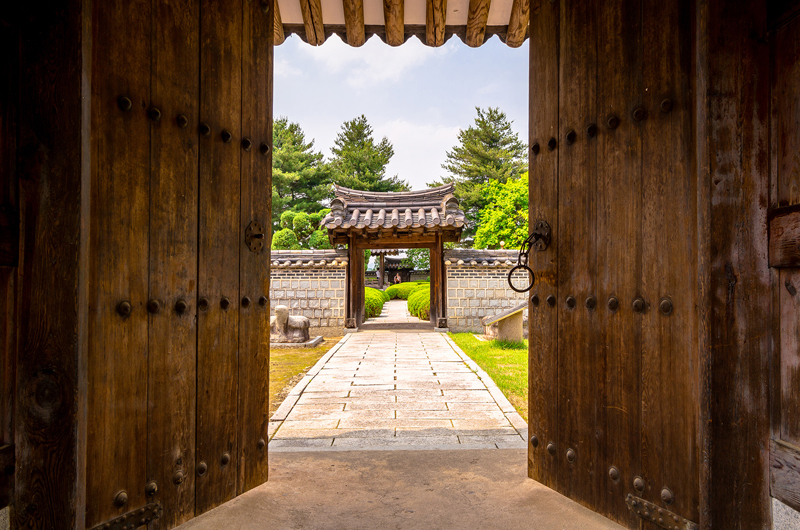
[430,236,446,327]
[697,0,771,527]
[13,1,92,527]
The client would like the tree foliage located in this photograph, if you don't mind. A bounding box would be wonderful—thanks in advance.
[473,174,529,250]
[329,115,410,193]
[272,117,332,231]
[431,107,527,240]
[271,208,332,250]
[401,248,430,271]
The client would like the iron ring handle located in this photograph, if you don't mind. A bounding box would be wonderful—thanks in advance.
[508,264,536,293]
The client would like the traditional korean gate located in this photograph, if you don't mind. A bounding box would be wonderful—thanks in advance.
[527,1,699,529]
[84,0,272,528]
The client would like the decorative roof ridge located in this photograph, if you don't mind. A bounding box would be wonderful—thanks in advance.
[332,183,456,204]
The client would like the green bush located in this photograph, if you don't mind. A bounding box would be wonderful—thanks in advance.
[385,281,427,300]
[280,211,296,229]
[407,285,430,320]
[271,228,300,249]
[365,287,388,319]
[308,229,332,249]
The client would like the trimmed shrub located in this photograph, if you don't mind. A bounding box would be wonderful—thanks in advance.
[407,285,431,320]
[385,281,427,300]
[308,229,332,249]
[365,287,388,319]
[271,228,300,249]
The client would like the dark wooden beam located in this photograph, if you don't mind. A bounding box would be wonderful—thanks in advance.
[299,0,325,45]
[697,0,771,526]
[275,0,286,45]
[465,0,490,48]
[0,444,13,508]
[383,0,404,46]
[343,0,366,47]
[505,0,528,48]
[15,0,91,526]
[425,0,447,47]
[769,207,800,267]
[771,438,800,512]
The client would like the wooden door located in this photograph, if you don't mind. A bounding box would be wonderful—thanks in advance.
[85,1,272,528]
[769,4,800,515]
[527,1,698,528]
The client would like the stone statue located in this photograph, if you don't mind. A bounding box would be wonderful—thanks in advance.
[270,305,311,343]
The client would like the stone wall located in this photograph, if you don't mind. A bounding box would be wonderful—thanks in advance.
[270,249,348,336]
[444,249,528,333]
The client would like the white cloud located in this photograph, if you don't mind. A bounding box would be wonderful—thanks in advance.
[375,118,461,189]
[297,34,457,90]
[274,58,302,78]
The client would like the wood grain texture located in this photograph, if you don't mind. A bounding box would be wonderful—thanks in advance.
[771,438,800,513]
[299,0,325,45]
[274,0,286,45]
[342,0,366,46]
[775,16,800,208]
[0,24,18,268]
[147,0,199,525]
[86,0,151,525]
[779,268,800,444]
[594,0,641,524]
[641,0,698,524]
[197,0,242,514]
[238,0,272,494]
[526,0,558,490]
[14,0,91,527]
[0,443,13,508]
[505,0,529,48]
[425,0,447,47]
[557,0,597,509]
[770,209,800,267]
[465,0,490,47]
[697,0,772,526]
[429,236,443,324]
[383,0,404,46]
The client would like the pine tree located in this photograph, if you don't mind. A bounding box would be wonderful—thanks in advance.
[329,115,410,192]
[272,117,332,231]
[431,107,527,241]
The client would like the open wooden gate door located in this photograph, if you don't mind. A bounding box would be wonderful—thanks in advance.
[527,1,699,528]
[85,0,272,527]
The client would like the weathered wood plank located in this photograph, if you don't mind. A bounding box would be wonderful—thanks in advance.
[86,0,151,525]
[383,0,404,46]
[595,0,641,524]
[0,443,13,508]
[342,0,366,47]
[14,0,91,526]
[770,209,800,267]
[197,0,243,514]
[465,0,490,48]
[275,0,286,45]
[505,0,528,48]
[147,0,199,525]
[779,268,800,444]
[641,0,698,524]
[299,0,325,45]
[429,237,443,324]
[697,0,772,526]
[0,24,18,268]
[425,0,447,47]
[771,438,800,513]
[527,0,558,491]
[238,0,272,494]
[775,16,800,208]
[557,0,597,509]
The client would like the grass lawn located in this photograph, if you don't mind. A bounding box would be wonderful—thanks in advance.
[269,337,341,417]
[448,333,528,421]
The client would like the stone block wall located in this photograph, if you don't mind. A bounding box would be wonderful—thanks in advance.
[444,249,528,333]
[270,250,348,336]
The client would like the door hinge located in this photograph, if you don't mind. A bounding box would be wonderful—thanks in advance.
[89,502,162,530]
[245,220,265,253]
[625,494,697,530]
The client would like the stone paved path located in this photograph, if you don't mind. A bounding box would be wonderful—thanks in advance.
[269,326,528,451]
[359,298,433,330]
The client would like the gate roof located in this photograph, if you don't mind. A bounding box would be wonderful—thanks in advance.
[274,0,529,48]
[321,183,465,246]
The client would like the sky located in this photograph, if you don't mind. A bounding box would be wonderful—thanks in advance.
[274,33,529,190]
